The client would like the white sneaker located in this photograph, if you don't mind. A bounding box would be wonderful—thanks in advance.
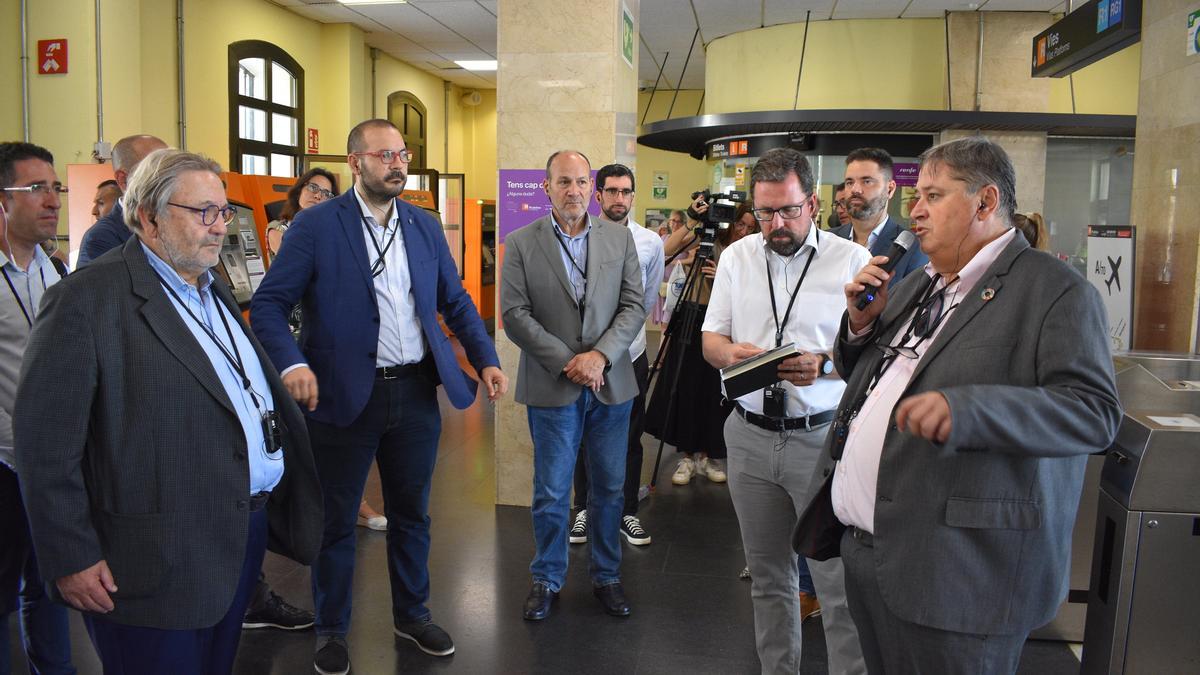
[671,457,695,485]
[569,509,588,544]
[703,458,727,483]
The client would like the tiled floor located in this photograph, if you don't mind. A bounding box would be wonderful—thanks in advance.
[6,338,1084,674]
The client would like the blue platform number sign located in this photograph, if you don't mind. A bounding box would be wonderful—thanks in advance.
[1097,0,1123,33]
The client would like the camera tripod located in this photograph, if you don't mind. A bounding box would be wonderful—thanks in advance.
[645,224,719,489]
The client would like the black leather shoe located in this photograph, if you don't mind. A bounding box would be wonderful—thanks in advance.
[593,582,631,617]
[523,582,556,621]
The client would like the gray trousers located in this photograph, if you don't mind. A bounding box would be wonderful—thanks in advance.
[840,528,1027,675]
[725,412,866,675]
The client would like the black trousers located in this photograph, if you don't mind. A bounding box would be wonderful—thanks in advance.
[572,352,648,517]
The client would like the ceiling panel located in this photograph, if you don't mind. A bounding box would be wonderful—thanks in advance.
[978,0,1066,9]
[691,0,762,42]
[831,0,913,19]
[764,0,838,25]
[414,1,497,52]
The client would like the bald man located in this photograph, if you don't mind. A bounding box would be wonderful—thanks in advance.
[77,134,167,266]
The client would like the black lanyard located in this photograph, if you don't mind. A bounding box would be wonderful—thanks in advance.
[764,232,817,348]
[2,265,47,327]
[358,200,400,278]
[864,274,960,395]
[152,271,264,413]
[553,226,589,282]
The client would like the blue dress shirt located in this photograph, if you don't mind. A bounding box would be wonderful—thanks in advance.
[141,243,283,494]
[551,215,590,304]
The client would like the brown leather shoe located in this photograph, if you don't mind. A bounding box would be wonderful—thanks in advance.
[800,591,822,623]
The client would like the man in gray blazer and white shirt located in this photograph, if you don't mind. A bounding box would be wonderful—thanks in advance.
[501,150,644,622]
[806,136,1121,673]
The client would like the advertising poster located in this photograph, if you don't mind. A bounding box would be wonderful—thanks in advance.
[498,169,599,244]
[1086,225,1135,352]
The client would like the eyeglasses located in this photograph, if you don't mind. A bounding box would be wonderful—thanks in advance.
[2,183,68,196]
[354,149,412,164]
[751,204,807,222]
[303,182,335,201]
[602,188,634,197]
[167,202,237,227]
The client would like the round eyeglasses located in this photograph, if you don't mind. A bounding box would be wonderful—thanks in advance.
[303,182,335,201]
[167,202,237,227]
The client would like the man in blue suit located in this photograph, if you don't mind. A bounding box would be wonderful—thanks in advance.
[251,119,507,675]
[832,147,927,287]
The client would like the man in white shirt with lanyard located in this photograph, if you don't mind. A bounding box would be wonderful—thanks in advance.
[569,163,664,547]
[702,148,867,674]
[0,141,72,674]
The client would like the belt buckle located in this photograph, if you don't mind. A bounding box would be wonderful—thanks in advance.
[380,367,397,380]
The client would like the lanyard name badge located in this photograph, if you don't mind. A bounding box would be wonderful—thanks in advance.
[2,265,47,327]
[762,232,817,419]
[152,272,284,457]
[359,199,400,278]
[553,226,588,320]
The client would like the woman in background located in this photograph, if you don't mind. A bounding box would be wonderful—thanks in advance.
[265,167,339,261]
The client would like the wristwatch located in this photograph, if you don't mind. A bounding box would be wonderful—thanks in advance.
[818,353,835,376]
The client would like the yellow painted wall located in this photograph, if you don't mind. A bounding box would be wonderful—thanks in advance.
[705,20,949,113]
[0,1,19,142]
[1048,42,1140,115]
[636,89,710,221]
[704,17,1139,116]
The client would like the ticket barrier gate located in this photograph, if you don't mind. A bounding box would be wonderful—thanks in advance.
[1080,353,1200,674]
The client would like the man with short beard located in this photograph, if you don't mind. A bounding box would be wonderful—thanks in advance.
[833,147,926,288]
[251,119,506,675]
[701,148,867,674]
[15,149,322,674]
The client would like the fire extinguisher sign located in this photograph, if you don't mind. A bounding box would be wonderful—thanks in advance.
[37,40,68,75]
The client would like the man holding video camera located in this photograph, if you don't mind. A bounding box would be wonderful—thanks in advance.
[702,148,868,674]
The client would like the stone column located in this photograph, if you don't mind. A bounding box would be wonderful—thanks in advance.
[944,11,1055,215]
[494,0,640,506]
[1129,0,1200,351]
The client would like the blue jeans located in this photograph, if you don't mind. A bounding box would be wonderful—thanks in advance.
[798,556,815,595]
[307,373,442,636]
[0,464,74,675]
[528,389,632,591]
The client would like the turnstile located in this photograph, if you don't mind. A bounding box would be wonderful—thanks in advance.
[1080,353,1200,674]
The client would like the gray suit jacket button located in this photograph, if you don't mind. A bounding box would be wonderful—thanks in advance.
[237,500,248,510]
[822,468,831,477]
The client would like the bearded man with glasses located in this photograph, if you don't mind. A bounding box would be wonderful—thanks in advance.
[251,118,506,675]
[14,148,322,674]
[796,136,1121,673]
[701,147,869,675]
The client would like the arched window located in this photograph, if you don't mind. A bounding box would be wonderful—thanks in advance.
[229,40,304,177]
[387,91,427,169]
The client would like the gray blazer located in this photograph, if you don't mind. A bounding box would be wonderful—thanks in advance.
[500,214,644,407]
[806,233,1121,636]
[14,238,322,630]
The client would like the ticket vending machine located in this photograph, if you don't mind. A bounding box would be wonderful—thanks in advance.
[212,200,267,309]
[464,199,496,330]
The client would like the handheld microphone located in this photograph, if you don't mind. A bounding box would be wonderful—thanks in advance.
[854,230,917,310]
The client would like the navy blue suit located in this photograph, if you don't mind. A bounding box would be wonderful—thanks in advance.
[251,190,498,423]
[831,216,928,287]
[77,202,133,267]
[250,189,498,635]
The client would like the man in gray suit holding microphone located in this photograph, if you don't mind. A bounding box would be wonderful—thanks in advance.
[501,150,644,621]
[801,136,1122,673]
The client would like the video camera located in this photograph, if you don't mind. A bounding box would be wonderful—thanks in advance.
[688,189,747,231]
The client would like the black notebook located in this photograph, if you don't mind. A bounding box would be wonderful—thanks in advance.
[720,343,800,399]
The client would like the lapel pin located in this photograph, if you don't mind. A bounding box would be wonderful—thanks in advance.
[981,288,996,302]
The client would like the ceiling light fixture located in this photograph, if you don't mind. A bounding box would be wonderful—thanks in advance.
[455,60,498,71]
